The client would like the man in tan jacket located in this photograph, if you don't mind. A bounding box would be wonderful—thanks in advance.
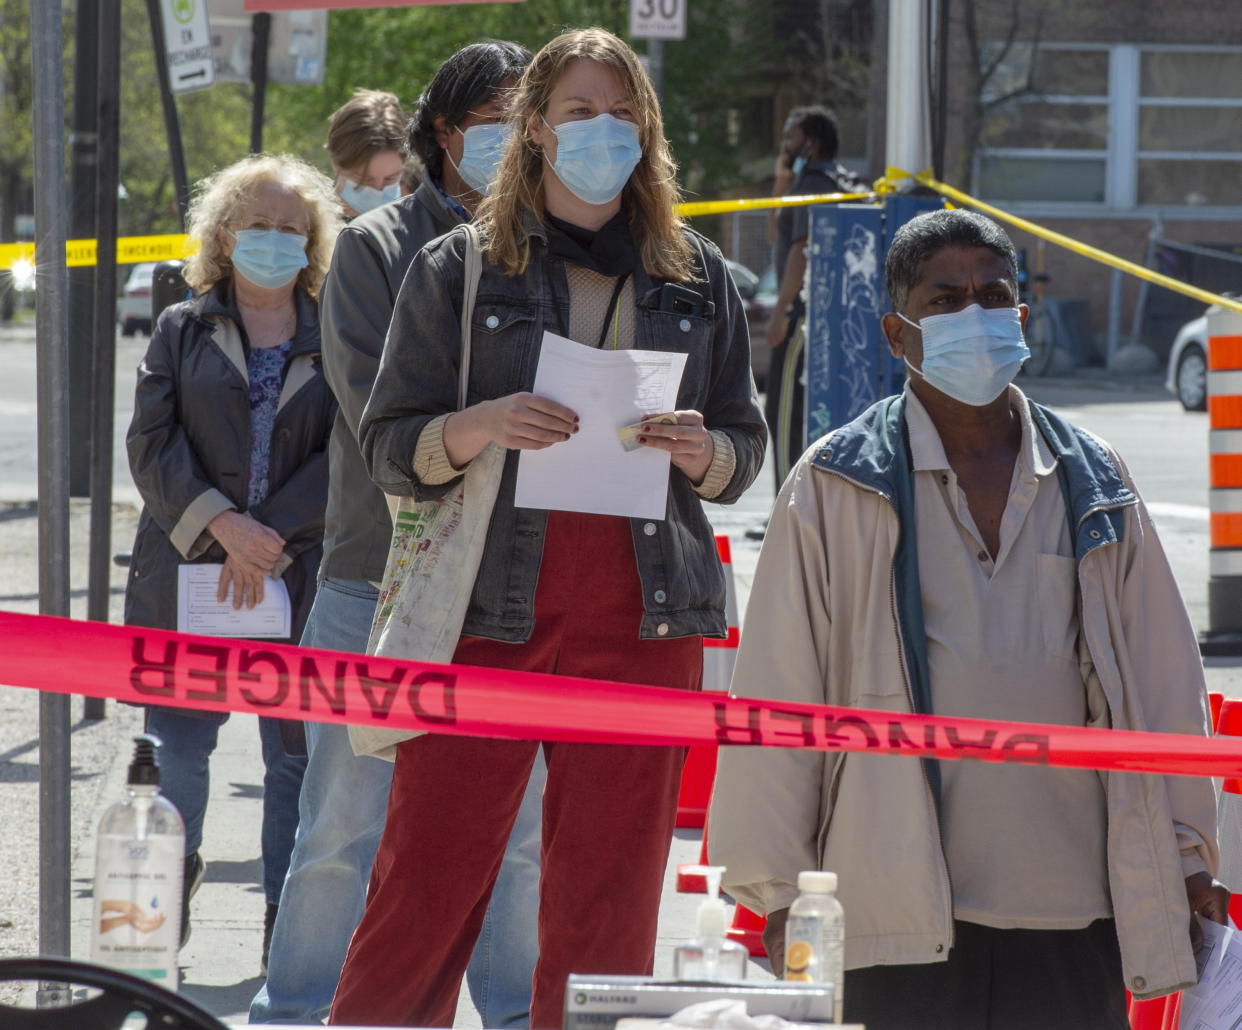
[709,209,1229,1029]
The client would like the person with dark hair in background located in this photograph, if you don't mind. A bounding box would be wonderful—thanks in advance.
[326,89,409,218]
[764,105,863,492]
[249,40,535,1028]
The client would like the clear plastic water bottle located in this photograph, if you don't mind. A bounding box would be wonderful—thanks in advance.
[91,735,185,990]
[784,870,845,1023]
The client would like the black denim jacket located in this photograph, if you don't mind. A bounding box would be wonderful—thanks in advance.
[360,215,767,643]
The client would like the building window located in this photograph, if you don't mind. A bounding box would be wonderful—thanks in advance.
[975,44,1242,211]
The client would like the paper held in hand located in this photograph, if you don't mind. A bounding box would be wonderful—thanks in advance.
[1178,916,1242,1028]
[515,332,689,520]
[177,564,292,638]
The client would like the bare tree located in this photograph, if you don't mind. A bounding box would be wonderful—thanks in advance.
[955,0,1049,190]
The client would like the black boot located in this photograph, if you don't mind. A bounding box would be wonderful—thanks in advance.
[261,902,279,976]
[180,852,206,949]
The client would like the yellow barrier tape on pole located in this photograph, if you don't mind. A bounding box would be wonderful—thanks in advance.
[890,167,1242,317]
[675,191,872,218]
[0,234,197,272]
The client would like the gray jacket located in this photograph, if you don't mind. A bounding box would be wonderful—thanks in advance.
[318,182,464,583]
[361,215,767,643]
[124,281,336,642]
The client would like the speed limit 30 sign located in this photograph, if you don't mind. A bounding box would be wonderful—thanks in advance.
[629,0,686,40]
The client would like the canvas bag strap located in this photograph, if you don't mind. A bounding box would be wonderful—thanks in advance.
[458,223,483,411]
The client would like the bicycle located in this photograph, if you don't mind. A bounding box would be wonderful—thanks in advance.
[1019,239,1061,377]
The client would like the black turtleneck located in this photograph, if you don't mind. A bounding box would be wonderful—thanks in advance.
[544,210,637,277]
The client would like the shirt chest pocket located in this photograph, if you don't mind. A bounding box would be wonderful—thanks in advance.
[1037,553,1080,659]
[467,301,536,400]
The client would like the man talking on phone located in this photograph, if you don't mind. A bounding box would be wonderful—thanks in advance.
[764,106,864,492]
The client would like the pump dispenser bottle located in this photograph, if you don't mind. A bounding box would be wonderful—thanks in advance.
[672,865,749,981]
[91,734,185,989]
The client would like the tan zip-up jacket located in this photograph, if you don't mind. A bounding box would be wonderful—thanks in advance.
[709,396,1218,1000]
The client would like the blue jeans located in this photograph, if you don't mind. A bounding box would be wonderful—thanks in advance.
[249,577,544,1026]
[144,708,307,903]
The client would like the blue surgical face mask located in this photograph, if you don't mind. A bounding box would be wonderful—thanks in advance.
[229,229,309,290]
[791,155,808,176]
[544,113,642,206]
[898,303,1028,406]
[451,122,512,195]
[340,178,400,214]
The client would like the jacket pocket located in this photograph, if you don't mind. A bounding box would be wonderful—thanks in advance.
[468,301,536,401]
[1037,553,1080,659]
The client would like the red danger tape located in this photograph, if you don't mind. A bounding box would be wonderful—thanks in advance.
[2,610,1239,777]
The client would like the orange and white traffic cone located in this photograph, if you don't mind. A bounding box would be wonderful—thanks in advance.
[675,534,739,829]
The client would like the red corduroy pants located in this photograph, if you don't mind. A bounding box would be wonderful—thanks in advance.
[329,511,703,1028]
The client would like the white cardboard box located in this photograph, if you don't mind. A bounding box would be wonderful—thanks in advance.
[563,975,836,1030]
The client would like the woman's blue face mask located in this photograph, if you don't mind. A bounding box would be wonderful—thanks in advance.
[543,113,642,207]
[229,229,308,290]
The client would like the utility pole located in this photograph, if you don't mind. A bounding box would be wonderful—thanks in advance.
[250,12,272,153]
[68,0,100,495]
[30,0,72,996]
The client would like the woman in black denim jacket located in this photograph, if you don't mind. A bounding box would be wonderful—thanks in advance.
[332,28,766,1029]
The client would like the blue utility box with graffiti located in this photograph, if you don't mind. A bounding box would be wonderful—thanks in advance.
[804,194,943,444]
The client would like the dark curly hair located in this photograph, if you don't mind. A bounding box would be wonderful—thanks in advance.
[407,40,532,179]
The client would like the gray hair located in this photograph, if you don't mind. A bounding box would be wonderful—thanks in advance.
[885,208,1019,313]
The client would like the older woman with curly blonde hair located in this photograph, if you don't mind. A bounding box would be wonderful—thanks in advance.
[124,153,341,971]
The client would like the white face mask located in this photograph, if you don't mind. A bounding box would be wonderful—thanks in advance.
[898,303,1029,406]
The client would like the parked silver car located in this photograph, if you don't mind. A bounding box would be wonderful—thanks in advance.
[1165,313,1207,411]
[117,262,157,336]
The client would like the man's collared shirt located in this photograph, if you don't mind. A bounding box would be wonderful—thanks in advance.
[906,381,1112,930]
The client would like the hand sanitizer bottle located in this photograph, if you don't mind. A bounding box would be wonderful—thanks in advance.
[672,865,748,981]
[91,734,185,990]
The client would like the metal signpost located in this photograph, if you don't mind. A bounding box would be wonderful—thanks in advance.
[160,0,217,93]
[628,0,685,101]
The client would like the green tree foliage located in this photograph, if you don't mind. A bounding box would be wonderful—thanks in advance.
[259,0,771,201]
[1,0,836,241]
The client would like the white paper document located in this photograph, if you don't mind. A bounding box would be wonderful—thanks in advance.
[177,564,292,638]
[514,332,689,520]
[1179,917,1242,1029]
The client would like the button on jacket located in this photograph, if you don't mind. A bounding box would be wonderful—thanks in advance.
[360,216,767,643]
[124,281,336,642]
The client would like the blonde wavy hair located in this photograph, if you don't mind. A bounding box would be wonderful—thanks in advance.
[183,154,343,297]
[477,28,695,282]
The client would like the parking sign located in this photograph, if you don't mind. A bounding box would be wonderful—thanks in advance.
[161,0,216,93]
[629,0,686,40]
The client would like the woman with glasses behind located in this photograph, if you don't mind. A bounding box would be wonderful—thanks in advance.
[124,153,342,970]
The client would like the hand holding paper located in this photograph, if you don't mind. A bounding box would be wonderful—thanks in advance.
[515,333,689,519]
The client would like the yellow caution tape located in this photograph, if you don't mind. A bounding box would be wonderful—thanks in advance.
[675,192,872,218]
[890,167,1242,317]
[0,234,197,272]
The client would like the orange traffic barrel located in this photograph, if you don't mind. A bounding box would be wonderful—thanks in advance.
[1205,309,1242,652]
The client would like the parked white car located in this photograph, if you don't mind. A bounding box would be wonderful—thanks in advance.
[117,262,157,336]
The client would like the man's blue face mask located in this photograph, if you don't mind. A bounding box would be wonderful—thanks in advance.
[898,303,1029,407]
